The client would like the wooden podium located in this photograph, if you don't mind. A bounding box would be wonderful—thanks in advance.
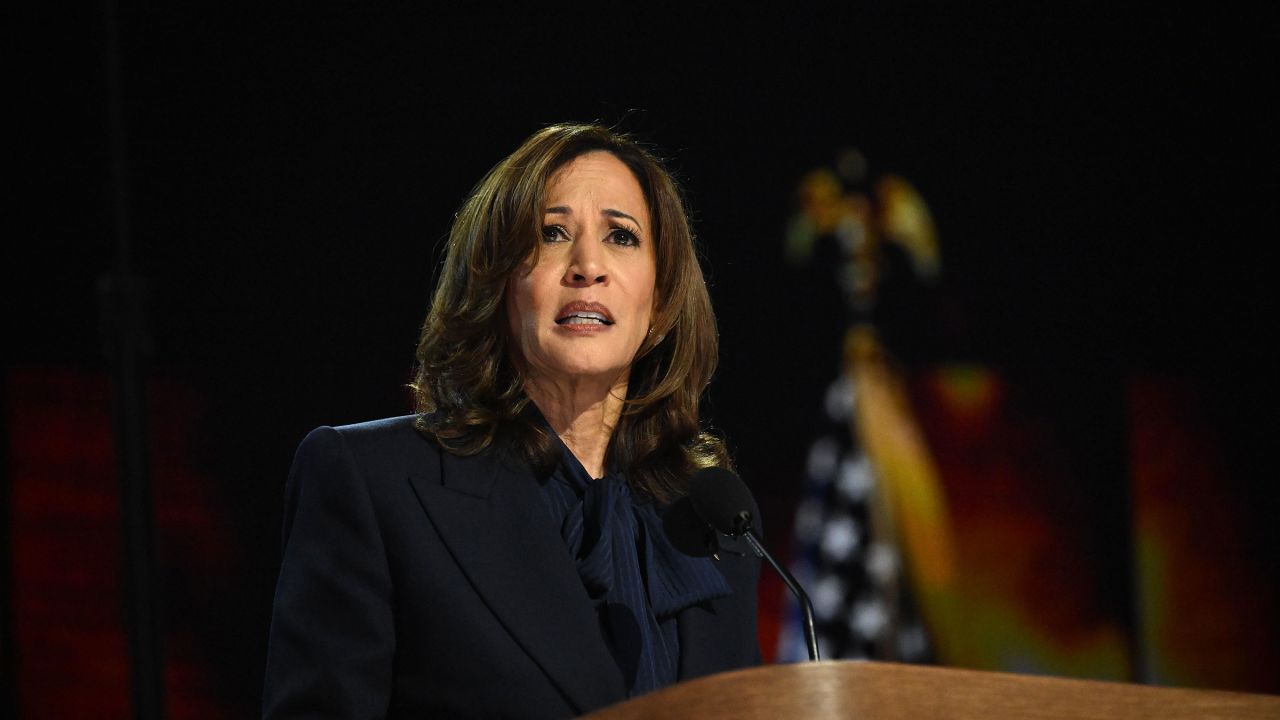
[584,661,1280,719]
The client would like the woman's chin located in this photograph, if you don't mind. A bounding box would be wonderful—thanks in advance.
[531,359,632,389]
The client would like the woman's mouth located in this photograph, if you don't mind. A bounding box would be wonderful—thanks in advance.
[556,312,613,326]
[555,302,614,326]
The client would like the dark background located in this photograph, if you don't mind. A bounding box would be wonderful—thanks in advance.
[5,3,1277,715]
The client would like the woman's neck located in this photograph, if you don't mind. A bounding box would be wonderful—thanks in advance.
[524,373,627,479]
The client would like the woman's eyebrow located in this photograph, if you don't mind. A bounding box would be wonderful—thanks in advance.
[603,208,642,230]
[543,206,643,231]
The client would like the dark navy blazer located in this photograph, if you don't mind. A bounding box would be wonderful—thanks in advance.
[263,416,761,719]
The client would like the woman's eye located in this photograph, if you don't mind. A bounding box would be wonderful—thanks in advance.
[541,225,568,243]
[608,228,640,247]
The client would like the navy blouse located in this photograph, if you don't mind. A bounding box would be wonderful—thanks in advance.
[535,435,731,696]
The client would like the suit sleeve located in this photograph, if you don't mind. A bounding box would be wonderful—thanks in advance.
[747,494,765,665]
[263,426,394,720]
[728,492,765,666]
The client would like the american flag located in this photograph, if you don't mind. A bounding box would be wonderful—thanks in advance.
[777,153,943,664]
[777,356,932,663]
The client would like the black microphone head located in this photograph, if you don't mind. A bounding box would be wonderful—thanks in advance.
[689,467,755,537]
[661,496,719,557]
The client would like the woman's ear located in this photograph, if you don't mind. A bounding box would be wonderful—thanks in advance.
[649,299,667,342]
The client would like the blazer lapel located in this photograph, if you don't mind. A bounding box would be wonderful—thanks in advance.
[407,448,626,714]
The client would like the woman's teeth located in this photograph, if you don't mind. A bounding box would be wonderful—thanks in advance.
[557,313,613,325]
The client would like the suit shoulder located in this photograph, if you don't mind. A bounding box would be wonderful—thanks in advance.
[296,415,441,476]
[304,414,423,446]
[330,414,424,444]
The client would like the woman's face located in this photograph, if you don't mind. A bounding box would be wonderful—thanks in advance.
[506,151,657,389]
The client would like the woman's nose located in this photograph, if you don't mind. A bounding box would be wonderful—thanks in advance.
[564,240,607,286]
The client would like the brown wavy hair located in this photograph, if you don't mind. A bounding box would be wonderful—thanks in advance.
[411,123,730,503]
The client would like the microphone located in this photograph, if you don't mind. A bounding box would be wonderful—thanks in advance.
[690,468,821,662]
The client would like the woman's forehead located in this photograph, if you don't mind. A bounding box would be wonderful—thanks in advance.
[546,153,644,201]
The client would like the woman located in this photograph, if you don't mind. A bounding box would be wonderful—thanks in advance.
[263,124,761,719]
